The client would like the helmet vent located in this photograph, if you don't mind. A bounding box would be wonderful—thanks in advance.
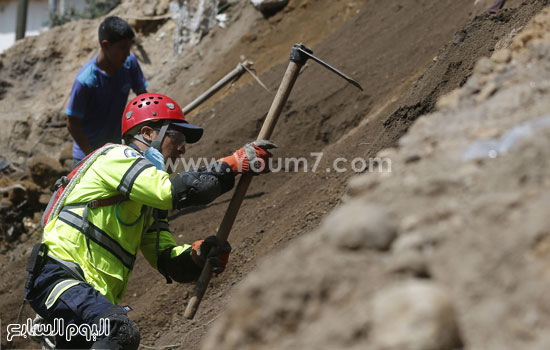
[138,104,143,108]
[158,96,163,100]
[141,98,145,101]
[133,101,137,105]
[146,101,151,105]
[154,101,159,104]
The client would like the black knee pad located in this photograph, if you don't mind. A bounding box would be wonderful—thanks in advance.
[91,306,140,350]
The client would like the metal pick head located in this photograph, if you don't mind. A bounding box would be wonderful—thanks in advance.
[294,44,363,91]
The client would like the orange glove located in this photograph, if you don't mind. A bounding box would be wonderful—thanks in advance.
[220,140,277,174]
[191,236,231,273]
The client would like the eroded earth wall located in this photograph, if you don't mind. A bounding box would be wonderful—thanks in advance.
[203,7,550,350]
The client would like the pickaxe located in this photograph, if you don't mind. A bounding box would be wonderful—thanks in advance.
[184,43,363,319]
[182,60,270,114]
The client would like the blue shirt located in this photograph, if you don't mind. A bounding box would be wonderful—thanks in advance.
[66,53,148,159]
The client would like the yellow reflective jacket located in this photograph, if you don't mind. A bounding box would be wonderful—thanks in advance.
[42,144,189,304]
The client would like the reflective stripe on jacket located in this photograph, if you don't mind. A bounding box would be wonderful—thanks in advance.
[42,144,189,304]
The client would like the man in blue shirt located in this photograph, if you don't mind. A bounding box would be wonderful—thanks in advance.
[66,16,148,167]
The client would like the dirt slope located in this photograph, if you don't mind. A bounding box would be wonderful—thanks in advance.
[204,6,550,350]
[125,0,479,347]
[1,0,548,349]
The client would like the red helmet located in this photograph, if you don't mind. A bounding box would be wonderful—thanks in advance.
[122,93,203,143]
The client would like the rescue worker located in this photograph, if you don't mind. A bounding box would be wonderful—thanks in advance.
[25,93,276,349]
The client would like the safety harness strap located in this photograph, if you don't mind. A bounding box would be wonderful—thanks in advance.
[117,157,155,198]
[44,144,119,228]
[46,254,86,281]
[41,177,69,227]
[146,220,170,233]
[153,209,173,284]
[58,210,136,270]
[150,120,171,151]
[25,243,48,290]
[62,194,126,211]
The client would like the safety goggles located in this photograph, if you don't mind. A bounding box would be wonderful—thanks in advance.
[163,128,186,146]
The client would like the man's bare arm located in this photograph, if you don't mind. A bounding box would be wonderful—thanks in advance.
[66,116,94,155]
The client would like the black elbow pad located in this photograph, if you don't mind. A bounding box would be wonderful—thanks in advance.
[197,161,235,193]
[170,162,235,209]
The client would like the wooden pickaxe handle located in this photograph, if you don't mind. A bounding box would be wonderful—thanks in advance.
[183,54,304,320]
[184,43,362,319]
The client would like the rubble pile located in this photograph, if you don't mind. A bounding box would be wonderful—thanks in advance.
[0,156,65,248]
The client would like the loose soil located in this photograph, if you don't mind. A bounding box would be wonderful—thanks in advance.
[0,0,547,349]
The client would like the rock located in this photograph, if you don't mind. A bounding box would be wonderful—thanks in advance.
[62,159,72,171]
[0,197,10,209]
[346,175,379,198]
[473,57,494,75]
[436,89,461,110]
[59,142,73,165]
[173,0,220,54]
[143,2,156,16]
[392,232,428,253]
[371,281,462,350]
[250,0,289,17]
[28,155,65,189]
[492,48,511,64]
[0,179,41,207]
[320,201,397,251]
[475,81,498,104]
[1,183,26,206]
[387,251,430,278]
[59,142,74,171]
[39,193,51,205]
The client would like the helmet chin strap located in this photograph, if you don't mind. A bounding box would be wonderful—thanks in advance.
[133,120,171,151]
[132,134,150,146]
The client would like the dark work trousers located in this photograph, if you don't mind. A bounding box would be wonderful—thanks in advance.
[25,262,114,349]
